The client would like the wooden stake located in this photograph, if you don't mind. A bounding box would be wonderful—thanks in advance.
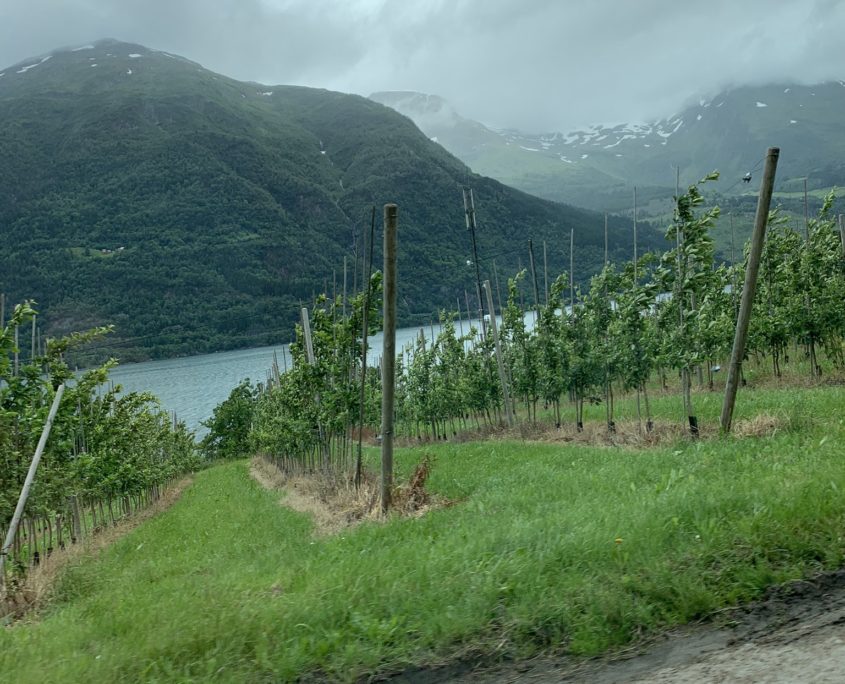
[569,229,575,313]
[463,188,485,336]
[633,186,638,284]
[729,212,736,267]
[301,308,315,364]
[355,205,377,484]
[457,298,464,337]
[528,238,540,322]
[301,307,328,468]
[543,240,549,306]
[464,290,473,330]
[342,256,348,320]
[604,214,608,266]
[803,177,810,240]
[1,384,65,592]
[381,204,398,514]
[493,261,503,316]
[484,280,513,427]
[721,147,780,433]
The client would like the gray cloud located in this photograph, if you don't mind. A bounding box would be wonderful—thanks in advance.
[2,0,844,132]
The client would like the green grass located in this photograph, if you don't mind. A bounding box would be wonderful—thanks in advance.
[2,385,845,682]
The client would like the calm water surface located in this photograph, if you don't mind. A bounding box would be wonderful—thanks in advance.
[107,318,500,435]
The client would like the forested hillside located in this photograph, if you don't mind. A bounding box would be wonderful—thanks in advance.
[0,40,658,361]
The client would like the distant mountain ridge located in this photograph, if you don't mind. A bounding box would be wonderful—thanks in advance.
[371,82,845,211]
[0,40,659,360]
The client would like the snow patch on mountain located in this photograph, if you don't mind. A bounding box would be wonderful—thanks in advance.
[756,102,768,107]
[16,55,52,74]
[604,134,636,149]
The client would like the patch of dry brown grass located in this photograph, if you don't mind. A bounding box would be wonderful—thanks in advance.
[250,455,448,536]
[733,412,785,438]
[1,477,193,622]
[522,418,703,448]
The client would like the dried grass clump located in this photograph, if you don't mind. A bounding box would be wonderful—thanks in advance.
[250,454,446,537]
[733,412,785,438]
[509,418,706,449]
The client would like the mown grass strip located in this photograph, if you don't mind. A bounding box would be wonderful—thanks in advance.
[1,385,843,682]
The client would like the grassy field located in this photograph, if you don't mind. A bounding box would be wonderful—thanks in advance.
[2,383,844,682]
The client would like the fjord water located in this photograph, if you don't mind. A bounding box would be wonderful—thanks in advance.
[107,319,492,435]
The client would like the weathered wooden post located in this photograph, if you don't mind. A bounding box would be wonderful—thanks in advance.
[528,238,540,322]
[633,186,638,283]
[484,280,513,427]
[1,384,65,592]
[301,307,316,365]
[381,204,398,514]
[720,147,780,434]
[839,214,844,258]
[463,188,485,338]
[543,240,549,306]
[569,229,575,313]
[301,307,329,469]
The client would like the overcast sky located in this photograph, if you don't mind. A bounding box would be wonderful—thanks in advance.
[2,0,844,132]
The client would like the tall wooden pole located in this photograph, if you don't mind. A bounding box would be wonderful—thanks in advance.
[803,177,810,239]
[839,214,845,258]
[302,307,329,468]
[569,229,575,313]
[729,212,737,265]
[356,207,376,487]
[0,384,65,592]
[493,261,504,316]
[604,214,608,266]
[484,280,513,427]
[301,308,315,364]
[528,238,540,322]
[342,256,348,320]
[463,188,485,337]
[543,240,549,306]
[721,147,780,433]
[380,204,398,514]
[633,186,638,284]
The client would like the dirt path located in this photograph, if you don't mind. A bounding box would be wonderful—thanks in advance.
[394,570,845,683]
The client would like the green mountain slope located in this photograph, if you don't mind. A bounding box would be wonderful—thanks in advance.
[372,82,845,212]
[0,41,660,361]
